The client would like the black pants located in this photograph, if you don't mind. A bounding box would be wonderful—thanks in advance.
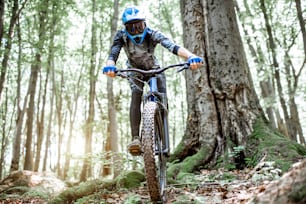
[129,73,167,139]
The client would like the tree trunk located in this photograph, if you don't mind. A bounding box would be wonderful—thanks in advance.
[0,0,27,104]
[24,0,48,171]
[34,65,48,172]
[24,60,39,171]
[103,0,120,178]
[250,159,306,204]
[295,0,306,55]
[259,0,293,140]
[0,0,17,104]
[43,83,54,172]
[0,88,9,179]
[170,0,263,175]
[0,0,5,47]
[293,0,306,144]
[54,70,64,177]
[236,1,278,130]
[80,0,98,181]
[10,19,26,172]
[64,68,82,179]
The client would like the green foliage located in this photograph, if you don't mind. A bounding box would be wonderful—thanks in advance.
[215,155,236,171]
[229,146,245,158]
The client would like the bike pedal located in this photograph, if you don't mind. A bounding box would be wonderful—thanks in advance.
[128,146,142,156]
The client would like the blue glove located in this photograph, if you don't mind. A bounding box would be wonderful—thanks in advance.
[188,56,203,70]
[188,56,203,64]
[102,65,117,77]
[103,65,117,73]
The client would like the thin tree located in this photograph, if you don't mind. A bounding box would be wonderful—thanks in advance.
[259,0,304,144]
[80,0,98,181]
[0,88,8,178]
[236,0,278,130]
[103,0,120,178]
[259,0,291,139]
[10,17,27,172]
[43,72,55,171]
[0,0,4,46]
[0,0,27,104]
[24,0,48,170]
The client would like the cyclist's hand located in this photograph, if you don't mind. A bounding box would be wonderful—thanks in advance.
[188,56,203,70]
[102,65,117,78]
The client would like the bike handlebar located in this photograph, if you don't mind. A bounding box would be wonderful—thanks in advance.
[115,62,190,77]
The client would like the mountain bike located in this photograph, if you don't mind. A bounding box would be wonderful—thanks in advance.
[115,62,190,203]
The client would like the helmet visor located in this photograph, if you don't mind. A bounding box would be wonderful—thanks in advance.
[125,21,145,35]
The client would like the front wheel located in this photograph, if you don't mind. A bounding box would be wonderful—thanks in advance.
[142,101,167,203]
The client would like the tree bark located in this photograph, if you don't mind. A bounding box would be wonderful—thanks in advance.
[0,0,27,104]
[236,0,279,130]
[24,0,48,171]
[250,159,306,204]
[295,0,306,55]
[0,0,4,47]
[103,0,120,178]
[259,0,293,140]
[80,0,98,181]
[170,0,263,175]
[0,88,9,179]
[10,18,26,172]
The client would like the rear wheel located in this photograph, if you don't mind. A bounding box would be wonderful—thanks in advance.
[142,101,167,203]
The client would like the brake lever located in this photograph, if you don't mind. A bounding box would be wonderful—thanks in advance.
[116,71,128,78]
[176,63,190,73]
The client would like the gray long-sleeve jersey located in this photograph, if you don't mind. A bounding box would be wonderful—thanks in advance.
[108,27,180,69]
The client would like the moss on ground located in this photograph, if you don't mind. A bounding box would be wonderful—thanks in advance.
[246,118,306,172]
[167,147,210,184]
[116,170,145,189]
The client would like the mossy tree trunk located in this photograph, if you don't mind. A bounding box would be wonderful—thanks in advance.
[170,0,265,176]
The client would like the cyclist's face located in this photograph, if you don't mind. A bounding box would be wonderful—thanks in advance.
[125,21,146,35]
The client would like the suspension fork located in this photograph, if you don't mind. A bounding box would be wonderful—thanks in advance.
[148,77,170,156]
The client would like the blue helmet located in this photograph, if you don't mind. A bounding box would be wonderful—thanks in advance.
[122,6,145,25]
[122,6,147,44]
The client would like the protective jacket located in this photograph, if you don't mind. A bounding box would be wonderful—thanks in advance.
[108,27,180,69]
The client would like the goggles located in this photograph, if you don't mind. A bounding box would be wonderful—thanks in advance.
[125,21,146,35]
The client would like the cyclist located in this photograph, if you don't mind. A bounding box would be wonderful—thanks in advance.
[103,6,203,155]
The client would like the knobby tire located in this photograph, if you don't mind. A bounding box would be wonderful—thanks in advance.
[142,101,167,203]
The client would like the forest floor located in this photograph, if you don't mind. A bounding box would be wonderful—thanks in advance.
[0,167,278,204]
[95,168,271,204]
